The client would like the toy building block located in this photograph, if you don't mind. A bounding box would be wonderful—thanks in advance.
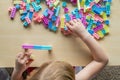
[13,0,22,5]
[53,0,60,7]
[22,44,52,50]
[25,17,31,24]
[43,9,48,17]
[15,4,20,10]
[96,30,104,38]
[93,33,100,39]
[20,11,28,21]
[64,7,69,13]
[31,2,42,12]
[92,5,103,15]
[10,7,17,19]
[36,0,41,4]
[55,6,60,16]
[62,1,67,7]
[106,2,111,16]
[26,3,30,11]
[23,21,29,27]
[77,0,81,10]
[55,17,60,27]
[48,9,54,19]
[26,0,31,3]
[65,14,71,22]
[29,11,33,20]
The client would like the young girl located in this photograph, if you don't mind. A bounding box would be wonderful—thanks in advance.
[11,19,108,80]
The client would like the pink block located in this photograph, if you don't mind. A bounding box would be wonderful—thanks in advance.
[22,44,34,49]
[25,17,31,24]
[93,33,100,39]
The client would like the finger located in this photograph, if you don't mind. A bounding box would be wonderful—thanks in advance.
[77,19,81,23]
[73,19,77,23]
[26,60,34,68]
[69,20,75,25]
[66,23,73,30]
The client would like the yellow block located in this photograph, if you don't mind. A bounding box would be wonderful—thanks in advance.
[96,30,104,38]
[103,24,110,33]
[102,12,108,20]
[26,0,31,4]
[80,0,85,7]
[60,17,65,28]
[19,10,24,14]
[13,1,22,5]
[53,0,60,7]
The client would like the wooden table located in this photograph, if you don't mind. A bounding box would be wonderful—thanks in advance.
[0,0,120,67]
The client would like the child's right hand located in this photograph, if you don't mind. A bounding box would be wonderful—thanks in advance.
[15,49,34,74]
[66,19,90,40]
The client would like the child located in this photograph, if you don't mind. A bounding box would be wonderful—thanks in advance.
[11,19,108,80]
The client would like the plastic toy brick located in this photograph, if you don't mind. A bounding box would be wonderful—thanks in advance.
[93,33,100,39]
[55,17,60,27]
[103,24,109,33]
[36,0,41,4]
[64,7,69,13]
[22,44,52,50]
[48,9,54,19]
[31,2,42,12]
[26,0,31,3]
[26,3,30,11]
[55,6,60,17]
[48,21,53,29]
[88,30,94,35]
[62,1,67,7]
[65,14,71,22]
[106,2,111,16]
[51,15,56,21]
[13,1,22,5]
[25,17,31,24]
[10,7,17,19]
[20,11,27,21]
[92,5,103,15]
[53,0,60,7]
[23,21,29,27]
[77,0,80,10]
[60,17,65,28]
[29,11,33,20]
[51,26,58,32]
[43,9,48,17]
[96,30,104,38]
[15,4,20,10]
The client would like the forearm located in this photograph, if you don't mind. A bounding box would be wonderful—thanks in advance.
[79,31,108,63]
[11,69,23,80]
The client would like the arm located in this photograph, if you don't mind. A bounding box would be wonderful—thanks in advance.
[66,19,108,80]
[11,49,34,80]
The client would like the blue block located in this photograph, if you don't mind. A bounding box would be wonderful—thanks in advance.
[20,11,27,21]
[43,9,48,17]
[104,20,109,25]
[92,5,103,15]
[62,1,67,7]
[51,15,56,21]
[88,30,94,35]
[101,29,106,35]
[55,6,60,16]
[31,2,42,12]
[51,26,57,32]
[15,4,20,10]
[29,11,33,20]
[65,14,71,22]
[87,19,93,30]
[26,3,30,11]
[36,0,41,4]
[48,21,52,29]
[23,21,28,27]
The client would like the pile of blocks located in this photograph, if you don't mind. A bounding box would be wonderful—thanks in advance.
[8,0,112,39]
[61,0,112,39]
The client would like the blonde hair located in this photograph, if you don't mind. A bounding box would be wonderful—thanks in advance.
[30,61,75,80]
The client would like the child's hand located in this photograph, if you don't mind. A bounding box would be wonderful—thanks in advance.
[15,49,34,74]
[66,19,90,39]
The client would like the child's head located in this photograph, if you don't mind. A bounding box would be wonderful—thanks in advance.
[30,61,75,80]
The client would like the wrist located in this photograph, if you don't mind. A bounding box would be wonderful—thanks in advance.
[77,30,91,40]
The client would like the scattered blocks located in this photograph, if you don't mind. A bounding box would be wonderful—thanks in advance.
[8,0,112,40]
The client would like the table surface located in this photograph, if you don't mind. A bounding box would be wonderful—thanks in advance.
[0,0,120,67]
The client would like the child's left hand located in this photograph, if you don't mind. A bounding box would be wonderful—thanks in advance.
[15,49,34,74]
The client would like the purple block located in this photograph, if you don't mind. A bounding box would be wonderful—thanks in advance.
[10,7,16,19]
